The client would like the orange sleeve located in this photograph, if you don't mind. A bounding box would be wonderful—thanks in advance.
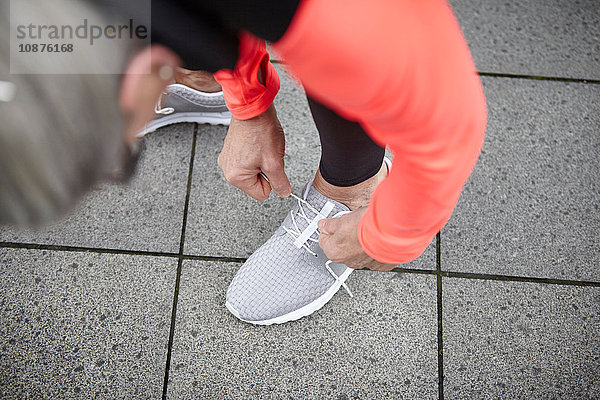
[273,0,487,264]
[213,32,280,120]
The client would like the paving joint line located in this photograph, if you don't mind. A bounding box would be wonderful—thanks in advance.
[271,59,600,85]
[3,241,599,287]
[389,266,437,275]
[182,254,247,263]
[436,232,444,400]
[478,71,600,85]
[0,241,180,258]
[439,270,600,287]
[0,241,246,263]
[162,124,198,400]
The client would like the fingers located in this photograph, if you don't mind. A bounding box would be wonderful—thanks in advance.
[120,45,181,143]
[228,166,289,201]
[318,211,394,271]
[244,174,272,201]
[318,219,341,262]
[216,103,289,201]
[261,159,291,198]
[318,218,339,235]
[222,168,271,201]
[317,232,335,259]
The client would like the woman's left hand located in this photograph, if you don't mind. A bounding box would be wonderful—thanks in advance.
[318,207,397,272]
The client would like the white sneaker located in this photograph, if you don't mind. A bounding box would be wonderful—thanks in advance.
[226,182,354,325]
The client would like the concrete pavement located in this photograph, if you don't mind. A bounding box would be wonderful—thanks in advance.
[1,0,599,398]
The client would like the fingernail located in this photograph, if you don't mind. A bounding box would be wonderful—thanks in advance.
[159,65,174,81]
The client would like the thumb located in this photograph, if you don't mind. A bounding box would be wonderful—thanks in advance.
[263,166,291,198]
[318,218,338,234]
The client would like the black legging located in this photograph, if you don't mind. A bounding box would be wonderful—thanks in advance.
[307,97,385,186]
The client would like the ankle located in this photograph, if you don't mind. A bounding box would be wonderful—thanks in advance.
[174,68,222,93]
[312,162,388,211]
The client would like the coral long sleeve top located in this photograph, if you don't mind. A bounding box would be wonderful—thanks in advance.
[215,0,487,264]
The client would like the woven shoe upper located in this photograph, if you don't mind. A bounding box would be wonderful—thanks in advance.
[226,183,351,322]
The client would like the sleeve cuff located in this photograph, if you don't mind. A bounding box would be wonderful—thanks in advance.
[357,182,440,265]
[214,32,280,121]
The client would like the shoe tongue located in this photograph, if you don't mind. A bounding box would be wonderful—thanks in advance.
[302,183,350,219]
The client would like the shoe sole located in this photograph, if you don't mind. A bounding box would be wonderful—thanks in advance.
[225,267,353,325]
[136,111,231,138]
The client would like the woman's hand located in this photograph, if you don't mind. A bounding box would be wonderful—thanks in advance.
[318,207,397,272]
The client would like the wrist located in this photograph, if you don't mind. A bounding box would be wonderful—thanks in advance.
[232,103,277,127]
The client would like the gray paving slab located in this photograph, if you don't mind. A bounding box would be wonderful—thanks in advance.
[443,78,600,281]
[443,278,600,399]
[167,260,438,399]
[0,248,175,399]
[184,67,436,268]
[449,0,600,79]
[0,124,193,253]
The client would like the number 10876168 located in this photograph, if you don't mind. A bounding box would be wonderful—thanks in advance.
[18,43,74,53]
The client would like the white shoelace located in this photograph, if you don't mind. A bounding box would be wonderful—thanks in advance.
[282,193,353,297]
[154,91,174,115]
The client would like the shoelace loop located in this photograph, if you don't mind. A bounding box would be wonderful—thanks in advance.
[154,91,174,115]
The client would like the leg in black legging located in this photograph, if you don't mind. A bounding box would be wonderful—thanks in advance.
[307,96,385,187]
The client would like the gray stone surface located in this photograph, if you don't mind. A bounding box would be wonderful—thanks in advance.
[1,3,599,399]
[0,124,194,253]
[0,248,175,399]
[184,67,435,268]
[167,261,438,399]
[443,78,600,281]
[449,0,600,79]
[443,278,600,399]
